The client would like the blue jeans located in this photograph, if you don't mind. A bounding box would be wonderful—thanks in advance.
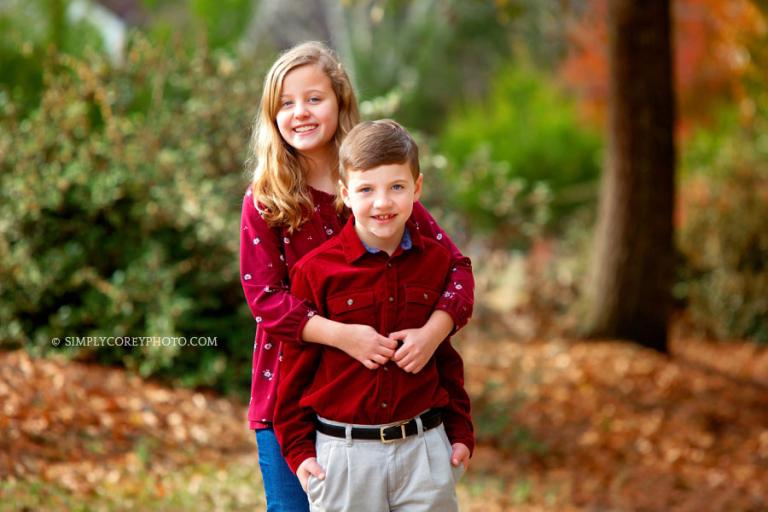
[255,427,310,512]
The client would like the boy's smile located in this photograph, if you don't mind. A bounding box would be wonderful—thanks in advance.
[341,163,423,255]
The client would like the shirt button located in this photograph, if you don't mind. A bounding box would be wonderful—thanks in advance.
[347,298,354,306]
[383,366,389,371]
[381,402,388,408]
[388,296,394,303]
[387,262,392,268]
[423,293,429,300]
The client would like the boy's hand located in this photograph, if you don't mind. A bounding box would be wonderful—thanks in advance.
[340,323,397,369]
[297,457,326,492]
[451,442,471,471]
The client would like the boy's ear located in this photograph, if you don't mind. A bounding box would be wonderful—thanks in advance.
[339,180,351,207]
[413,174,423,202]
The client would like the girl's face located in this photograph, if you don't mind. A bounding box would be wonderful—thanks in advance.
[276,64,339,159]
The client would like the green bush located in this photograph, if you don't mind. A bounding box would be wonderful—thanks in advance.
[0,35,265,394]
[677,107,768,344]
[438,64,602,241]
[0,0,106,118]
[345,0,517,134]
[141,0,255,51]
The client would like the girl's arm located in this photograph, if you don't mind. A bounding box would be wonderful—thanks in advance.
[390,201,475,373]
[240,191,395,368]
[240,191,313,343]
[302,316,396,369]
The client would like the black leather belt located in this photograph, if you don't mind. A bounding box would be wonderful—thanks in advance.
[316,409,442,443]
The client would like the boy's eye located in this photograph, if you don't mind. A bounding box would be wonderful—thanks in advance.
[358,187,372,193]
[392,184,405,191]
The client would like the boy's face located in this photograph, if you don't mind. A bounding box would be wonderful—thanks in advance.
[340,163,423,254]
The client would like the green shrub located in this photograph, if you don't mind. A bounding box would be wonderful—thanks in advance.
[438,64,602,241]
[677,107,768,343]
[0,35,265,394]
[344,0,518,134]
[141,0,255,51]
[0,0,106,118]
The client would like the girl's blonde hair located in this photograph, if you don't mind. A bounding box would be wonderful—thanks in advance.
[247,41,359,232]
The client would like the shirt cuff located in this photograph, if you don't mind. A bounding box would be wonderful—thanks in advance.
[287,445,318,474]
[293,308,317,344]
[435,298,472,335]
[450,435,476,456]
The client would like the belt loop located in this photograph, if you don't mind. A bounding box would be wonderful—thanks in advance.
[345,424,353,446]
[416,415,424,437]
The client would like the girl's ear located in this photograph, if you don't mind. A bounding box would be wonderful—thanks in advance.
[339,180,351,207]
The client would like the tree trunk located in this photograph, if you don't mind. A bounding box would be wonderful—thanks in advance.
[584,0,676,352]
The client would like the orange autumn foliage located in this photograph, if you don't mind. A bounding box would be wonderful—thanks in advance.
[561,0,767,137]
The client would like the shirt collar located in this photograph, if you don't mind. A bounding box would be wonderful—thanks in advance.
[340,215,424,263]
[361,227,412,253]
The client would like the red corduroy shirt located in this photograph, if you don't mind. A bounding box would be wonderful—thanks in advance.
[239,187,474,429]
[273,216,474,473]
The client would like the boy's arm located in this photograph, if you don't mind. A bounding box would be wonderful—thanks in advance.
[274,269,325,473]
[274,340,324,472]
[434,340,475,455]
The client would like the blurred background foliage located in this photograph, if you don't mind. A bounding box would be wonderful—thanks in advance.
[1,0,766,396]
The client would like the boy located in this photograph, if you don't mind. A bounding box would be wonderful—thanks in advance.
[274,120,474,511]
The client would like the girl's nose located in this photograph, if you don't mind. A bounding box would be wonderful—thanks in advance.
[294,101,310,118]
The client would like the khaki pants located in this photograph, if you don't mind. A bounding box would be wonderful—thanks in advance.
[306,419,463,512]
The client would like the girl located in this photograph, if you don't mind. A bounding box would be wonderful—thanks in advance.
[240,41,474,511]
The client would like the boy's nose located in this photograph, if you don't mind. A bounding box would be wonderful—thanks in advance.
[373,195,392,208]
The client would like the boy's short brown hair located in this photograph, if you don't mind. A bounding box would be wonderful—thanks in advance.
[338,119,420,183]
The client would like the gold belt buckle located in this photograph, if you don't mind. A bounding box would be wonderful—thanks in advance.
[380,422,407,443]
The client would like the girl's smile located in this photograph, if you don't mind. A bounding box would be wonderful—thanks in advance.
[276,64,339,159]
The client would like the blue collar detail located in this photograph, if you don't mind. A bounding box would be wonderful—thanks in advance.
[362,228,413,254]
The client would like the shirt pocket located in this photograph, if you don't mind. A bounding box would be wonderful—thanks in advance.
[327,289,376,325]
[401,285,441,328]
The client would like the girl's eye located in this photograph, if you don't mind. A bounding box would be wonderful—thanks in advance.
[358,187,372,193]
[308,97,321,103]
[281,100,293,108]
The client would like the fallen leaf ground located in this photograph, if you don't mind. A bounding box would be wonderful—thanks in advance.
[1,335,767,511]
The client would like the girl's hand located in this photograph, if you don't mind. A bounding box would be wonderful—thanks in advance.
[391,310,453,373]
[302,316,396,369]
[389,309,453,373]
[389,327,438,373]
[339,323,397,370]
[297,457,326,492]
[450,443,471,470]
